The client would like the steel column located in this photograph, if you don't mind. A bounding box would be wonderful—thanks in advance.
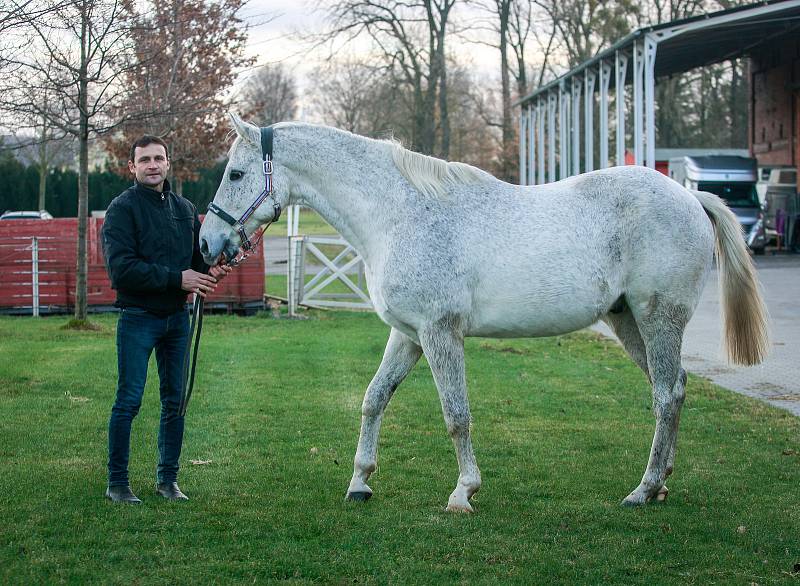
[615,50,628,166]
[644,35,658,168]
[559,81,568,180]
[528,104,536,185]
[572,77,581,175]
[633,40,644,165]
[548,92,557,182]
[599,60,612,169]
[584,69,596,172]
[537,98,545,184]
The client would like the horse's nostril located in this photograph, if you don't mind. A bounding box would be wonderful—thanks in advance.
[199,238,209,256]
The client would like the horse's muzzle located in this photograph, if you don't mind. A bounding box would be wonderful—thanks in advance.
[199,234,238,266]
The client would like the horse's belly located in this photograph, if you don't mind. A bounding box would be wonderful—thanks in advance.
[467,282,615,338]
[468,303,600,338]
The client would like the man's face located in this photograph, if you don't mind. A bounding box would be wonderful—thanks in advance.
[128,143,170,191]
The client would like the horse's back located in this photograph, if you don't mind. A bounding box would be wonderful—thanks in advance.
[462,166,715,337]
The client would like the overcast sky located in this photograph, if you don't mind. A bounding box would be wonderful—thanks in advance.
[235,0,502,119]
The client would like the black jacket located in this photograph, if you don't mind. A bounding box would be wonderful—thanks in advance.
[102,180,207,316]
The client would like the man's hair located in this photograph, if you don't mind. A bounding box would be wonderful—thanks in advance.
[129,135,170,163]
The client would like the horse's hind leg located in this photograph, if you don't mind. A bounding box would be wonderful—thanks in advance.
[622,298,689,506]
[603,307,650,379]
[605,307,685,502]
[418,319,481,513]
[346,328,422,502]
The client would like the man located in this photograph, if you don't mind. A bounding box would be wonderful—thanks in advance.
[102,135,231,504]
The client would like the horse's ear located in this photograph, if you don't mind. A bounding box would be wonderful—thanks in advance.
[229,112,260,145]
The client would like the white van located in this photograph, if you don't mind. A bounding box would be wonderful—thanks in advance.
[668,156,766,254]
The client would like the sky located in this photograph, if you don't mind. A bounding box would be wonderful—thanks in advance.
[234,0,503,119]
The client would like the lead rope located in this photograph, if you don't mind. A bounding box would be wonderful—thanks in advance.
[177,227,267,417]
[179,294,204,417]
[180,125,276,417]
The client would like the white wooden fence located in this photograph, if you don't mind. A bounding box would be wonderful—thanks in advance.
[285,205,372,316]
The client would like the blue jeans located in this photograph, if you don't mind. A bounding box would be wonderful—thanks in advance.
[107,307,190,486]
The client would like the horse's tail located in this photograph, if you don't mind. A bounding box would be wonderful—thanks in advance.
[692,189,770,365]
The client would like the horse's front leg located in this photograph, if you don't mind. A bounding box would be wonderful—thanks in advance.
[346,328,422,502]
[419,321,481,513]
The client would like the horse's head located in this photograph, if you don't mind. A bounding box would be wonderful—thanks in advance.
[199,113,288,266]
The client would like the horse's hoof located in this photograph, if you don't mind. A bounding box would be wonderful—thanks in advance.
[446,502,474,513]
[622,484,668,506]
[446,493,475,513]
[621,490,648,507]
[345,491,372,502]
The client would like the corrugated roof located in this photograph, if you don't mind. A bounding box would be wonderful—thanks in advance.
[516,0,800,106]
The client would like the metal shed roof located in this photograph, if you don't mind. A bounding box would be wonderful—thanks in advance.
[517,0,800,106]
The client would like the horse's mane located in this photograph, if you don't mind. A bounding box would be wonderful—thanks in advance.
[387,140,492,199]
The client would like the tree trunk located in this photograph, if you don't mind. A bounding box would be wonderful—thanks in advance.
[421,69,438,155]
[412,73,428,153]
[37,125,47,211]
[437,42,450,159]
[74,0,89,321]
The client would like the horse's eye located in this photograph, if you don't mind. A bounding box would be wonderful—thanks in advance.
[229,170,244,181]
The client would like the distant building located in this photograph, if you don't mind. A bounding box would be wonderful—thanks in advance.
[516,0,800,186]
[750,35,799,179]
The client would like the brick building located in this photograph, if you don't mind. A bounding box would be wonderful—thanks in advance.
[750,36,800,178]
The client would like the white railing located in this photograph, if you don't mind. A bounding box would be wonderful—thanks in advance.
[284,205,372,316]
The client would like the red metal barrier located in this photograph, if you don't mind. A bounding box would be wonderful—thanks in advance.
[0,218,265,314]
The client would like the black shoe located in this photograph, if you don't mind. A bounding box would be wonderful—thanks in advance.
[156,482,189,501]
[105,485,142,504]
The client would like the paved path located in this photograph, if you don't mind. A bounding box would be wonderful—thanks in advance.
[264,236,289,275]
[592,253,800,416]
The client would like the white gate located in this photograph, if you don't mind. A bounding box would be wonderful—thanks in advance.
[285,206,372,315]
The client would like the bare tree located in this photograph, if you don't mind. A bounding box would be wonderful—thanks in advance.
[7,57,77,211]
[310,58,382,133]
[465,0,555,180]
[645,0,749,149]
[238,63,299,126]
[445,64,501,167]
[0,0,139,322]
[318,0,458,157]
[533,0,638,67]
[105,0,252,195]
[16,116,76,211]
[0,1,70,56]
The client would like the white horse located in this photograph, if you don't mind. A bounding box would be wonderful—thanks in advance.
[199,115,769,511]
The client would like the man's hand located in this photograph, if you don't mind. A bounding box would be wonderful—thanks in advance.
[208,264,233,282]
[181,269,218,298]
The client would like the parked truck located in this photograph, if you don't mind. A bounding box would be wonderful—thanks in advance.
[668,155,766,254]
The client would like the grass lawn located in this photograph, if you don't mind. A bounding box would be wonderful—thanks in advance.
[266,274,368,303]
[0,311,798,584]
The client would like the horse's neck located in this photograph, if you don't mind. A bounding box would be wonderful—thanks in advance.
[284,128,400,260]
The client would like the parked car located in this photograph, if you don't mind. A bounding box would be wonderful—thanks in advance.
[668,156,767,254]
[0,210,54,220]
